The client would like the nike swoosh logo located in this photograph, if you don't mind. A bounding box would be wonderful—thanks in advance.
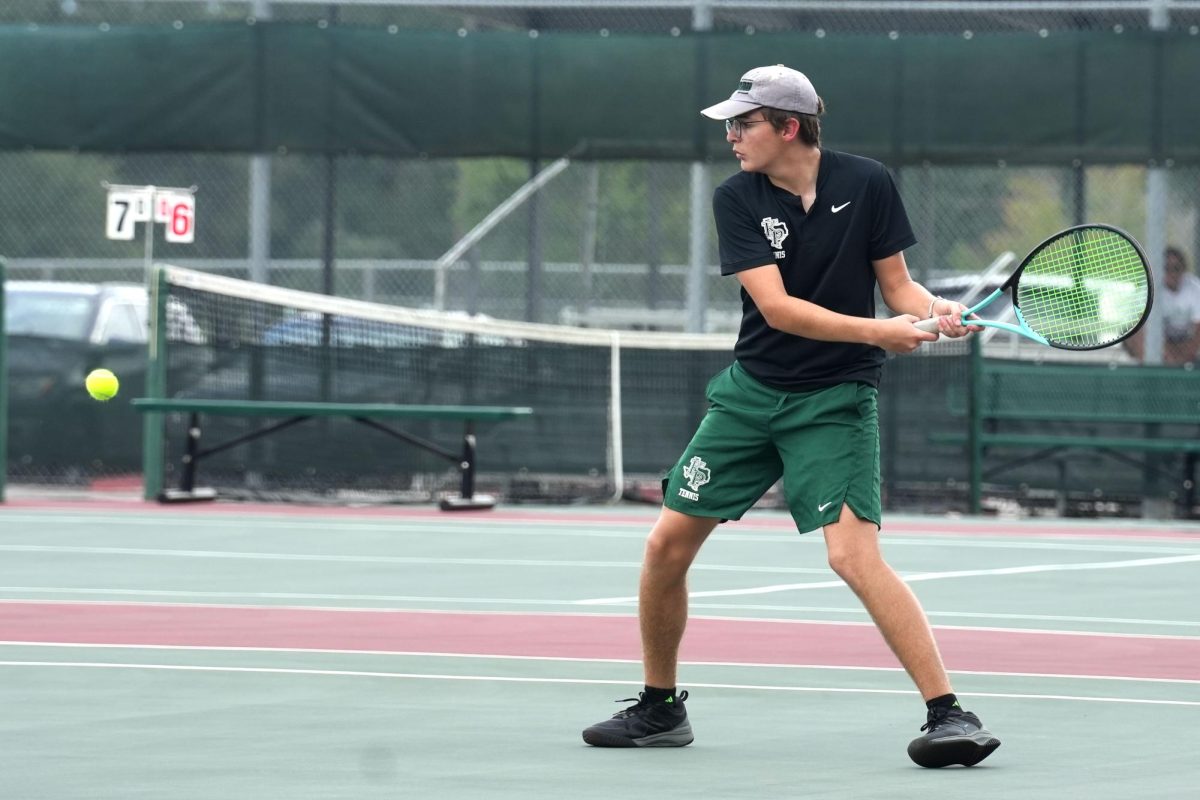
[818,501,833,512]
[831,202,851,213]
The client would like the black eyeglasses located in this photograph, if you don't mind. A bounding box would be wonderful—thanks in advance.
[725,118,771,137]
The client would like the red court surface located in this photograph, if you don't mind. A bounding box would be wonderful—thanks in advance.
[4,601,1197,681]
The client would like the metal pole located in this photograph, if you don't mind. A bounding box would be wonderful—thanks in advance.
[144,185,155,287]
[249,162,271,284]
[581,163,600,315]
[686,1,713,334]
[249,0,272,284]
[1140,0,1172,520]
[320,3,338,407]
[686,164,710,333]
[1143,0,1170,365]
[609,332,624,503]
[647,163,662,310]
[526,32,544,324]
[527,159,544,323]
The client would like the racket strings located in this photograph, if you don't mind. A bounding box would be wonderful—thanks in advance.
[1017,229,1150,348]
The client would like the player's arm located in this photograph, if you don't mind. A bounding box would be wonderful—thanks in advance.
[873,251,978,338]
[736,263,936,353]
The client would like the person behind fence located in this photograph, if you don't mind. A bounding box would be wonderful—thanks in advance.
[1123,246,1200,365]
[580,64,1001,768]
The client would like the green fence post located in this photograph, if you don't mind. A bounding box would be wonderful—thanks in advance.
[141,265,168,500]
[968,335,983,514]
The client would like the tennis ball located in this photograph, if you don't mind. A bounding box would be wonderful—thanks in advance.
[85,368,120,401]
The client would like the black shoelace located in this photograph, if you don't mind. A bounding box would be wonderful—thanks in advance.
[611,690,689,718]
[920,705,964,732]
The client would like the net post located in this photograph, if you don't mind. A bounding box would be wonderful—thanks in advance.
[141,265,169,501]
[609,331,624,503]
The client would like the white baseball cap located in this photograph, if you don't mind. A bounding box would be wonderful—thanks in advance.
[701,65,820,119]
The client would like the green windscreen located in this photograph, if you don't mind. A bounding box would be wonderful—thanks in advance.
[1016,227,1151,350]
[3,25,1200,164]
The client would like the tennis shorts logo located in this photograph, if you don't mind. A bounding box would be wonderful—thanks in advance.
[760,217,789,250]
[678,456,711,501]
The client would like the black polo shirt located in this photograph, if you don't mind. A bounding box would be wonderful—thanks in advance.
[713,148,917,390]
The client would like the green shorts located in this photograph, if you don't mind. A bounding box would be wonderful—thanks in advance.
[662,361,882,533]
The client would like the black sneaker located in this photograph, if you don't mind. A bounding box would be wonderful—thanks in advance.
[582,691,694,747]
[907,706,1001,768]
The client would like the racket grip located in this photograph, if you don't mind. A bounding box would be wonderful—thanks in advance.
[914,317,940,333]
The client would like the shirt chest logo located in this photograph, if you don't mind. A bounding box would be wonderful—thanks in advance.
[760,216,789,256]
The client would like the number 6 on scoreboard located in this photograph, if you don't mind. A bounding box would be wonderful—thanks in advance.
[156,192,196,244]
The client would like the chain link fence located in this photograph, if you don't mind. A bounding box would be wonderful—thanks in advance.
[4,154,1198,326]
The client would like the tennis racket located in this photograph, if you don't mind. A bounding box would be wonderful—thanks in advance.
[915,224,1154,350]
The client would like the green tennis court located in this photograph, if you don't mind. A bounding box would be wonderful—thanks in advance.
[2,500,1197,799]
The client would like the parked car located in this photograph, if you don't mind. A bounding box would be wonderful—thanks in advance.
[5,281,207,479]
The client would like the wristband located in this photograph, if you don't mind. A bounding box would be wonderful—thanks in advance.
[927,296,944,319]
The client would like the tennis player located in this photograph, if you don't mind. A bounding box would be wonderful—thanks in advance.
[582,65,1000,768]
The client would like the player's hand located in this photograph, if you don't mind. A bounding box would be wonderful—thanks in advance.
[875,315,939,353]
[930,299,984,339]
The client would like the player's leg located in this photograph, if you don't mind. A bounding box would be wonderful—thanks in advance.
[582,363,781,748]
[771,381,948,693]
[823,509,999,767]
[822,505,951,698]
[775,381,999,767]
[580,509,717,749]
[640,507,721,690]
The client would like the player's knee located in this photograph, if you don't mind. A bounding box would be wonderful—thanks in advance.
[826,546,883,588]
[643,531,694,573]
[643,518,711,574]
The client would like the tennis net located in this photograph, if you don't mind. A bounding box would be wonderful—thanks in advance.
[148,265,735,504]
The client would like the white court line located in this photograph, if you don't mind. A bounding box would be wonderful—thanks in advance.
[1,540,1197,567]
[0,515,660,535]
[3,642,1198,685]
[576,553,1200,604]
[687,603,1200,629]
[0,587,587,606]
[0,544,828,574]
[2,527,1200,554]
[1,660,1197,707]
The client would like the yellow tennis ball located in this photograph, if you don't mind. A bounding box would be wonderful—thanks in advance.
[85,368,120,401]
